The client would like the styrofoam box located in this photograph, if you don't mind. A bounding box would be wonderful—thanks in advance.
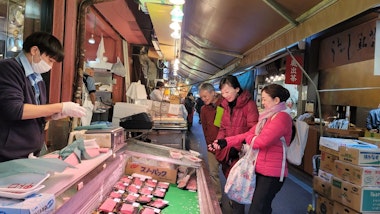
[0,193,55,214]
[319,137,377,155]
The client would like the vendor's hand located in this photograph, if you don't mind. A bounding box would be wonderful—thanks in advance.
[62,102,86,118]
[51,112,67,120]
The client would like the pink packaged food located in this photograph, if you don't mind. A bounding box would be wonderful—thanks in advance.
[114,181,126,191]
[124,193,139,203]
[152,188,166,198]
[127,184,140,194]
[186,175,197,191]
[136,194,153,204]
[120,176,133,185]
[148,198,169,209]
[120,203,139,214]
[139,186,153,195]
[98,197,117,213]
[110,191,122,199]
[140,207,159,214]
[132,177,145,186]
[156,181,170,189]
[145,179,157,188]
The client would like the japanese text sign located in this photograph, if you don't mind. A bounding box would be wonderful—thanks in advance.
[285,55,303,85]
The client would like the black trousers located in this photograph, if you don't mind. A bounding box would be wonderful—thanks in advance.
[248,173,285,214]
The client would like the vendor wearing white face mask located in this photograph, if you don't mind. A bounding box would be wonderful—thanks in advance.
[0,32,86,162]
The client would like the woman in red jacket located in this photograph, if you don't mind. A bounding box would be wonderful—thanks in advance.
[209,75,259,213]
[212,84,293,214]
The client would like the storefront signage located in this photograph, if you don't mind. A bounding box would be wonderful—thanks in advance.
[319,19,376,70]
[285,55,303,85]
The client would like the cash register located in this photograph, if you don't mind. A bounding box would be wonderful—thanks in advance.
[119,112,153,130]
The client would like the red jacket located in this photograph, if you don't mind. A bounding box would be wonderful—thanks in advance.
[200,95,224,146]
[215,90,259,176]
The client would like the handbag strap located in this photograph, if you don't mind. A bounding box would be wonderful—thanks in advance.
[272,113,286,182]
[280,137,286,182]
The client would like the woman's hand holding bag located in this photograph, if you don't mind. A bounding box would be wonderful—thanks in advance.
[224,136,259,204]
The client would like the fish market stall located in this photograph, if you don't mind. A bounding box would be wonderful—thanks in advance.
[46,139,221,213]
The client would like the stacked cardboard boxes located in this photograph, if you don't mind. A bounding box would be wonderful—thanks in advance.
[314,137,380,213]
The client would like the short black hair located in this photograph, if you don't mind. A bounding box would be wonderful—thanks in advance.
[219,75,243,93]
[156,81,164,88]
[22,32,64,62]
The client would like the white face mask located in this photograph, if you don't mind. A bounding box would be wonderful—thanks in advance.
[32,53,52,74]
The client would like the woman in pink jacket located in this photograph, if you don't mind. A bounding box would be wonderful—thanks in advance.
[212,84,293,214]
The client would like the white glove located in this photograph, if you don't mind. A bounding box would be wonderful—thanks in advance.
[51,112,67,120]
[62,102,86,118]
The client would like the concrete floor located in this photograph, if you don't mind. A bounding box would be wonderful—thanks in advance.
[187,113,314,214]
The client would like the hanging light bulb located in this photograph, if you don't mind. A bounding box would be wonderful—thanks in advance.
[89,14,96,44]
[88,34,95,44]
[171,30,181,39]
[169,0,185,5]
[169,21,181,31]
[171,5,184,22]
[174,58,180,65]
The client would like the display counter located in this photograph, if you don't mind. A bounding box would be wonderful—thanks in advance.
[45,139,220,214]
[125,123,187,149]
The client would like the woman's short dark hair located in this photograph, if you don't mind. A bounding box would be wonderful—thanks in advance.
[219,75,242,93]
[22,32,64,62]
[156,81,164,88]
[262,84,290,102]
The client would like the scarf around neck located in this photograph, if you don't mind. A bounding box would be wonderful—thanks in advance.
[255,102,287,135]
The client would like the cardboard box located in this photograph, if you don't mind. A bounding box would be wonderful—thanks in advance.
[364,131,380,139]
[125,158,177,183]
[325,128,364,138]
[331,177,380,212]
[0,193,55,214]
[333,202,361,214]
[313,175,332,199]
[359,137,380,147]
[319,137,377,156]
[320,151,339,173]
[334,160,380,186]
[316,194,334,214]
[338,146,380,166]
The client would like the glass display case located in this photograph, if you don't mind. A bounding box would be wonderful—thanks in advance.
[0,0,42,59]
